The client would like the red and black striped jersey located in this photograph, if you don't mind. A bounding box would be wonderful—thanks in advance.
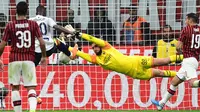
[2,19,42,62]
[179,25,200,60]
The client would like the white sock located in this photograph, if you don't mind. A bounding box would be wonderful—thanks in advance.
[192,80,200,87]
[159,85,177,106]
[12,91,22,112]
[28,89,37,111]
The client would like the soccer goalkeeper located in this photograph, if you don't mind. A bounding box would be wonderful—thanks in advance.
[57,25,183,80]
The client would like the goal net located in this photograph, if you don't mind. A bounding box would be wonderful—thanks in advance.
[0,0,200,111]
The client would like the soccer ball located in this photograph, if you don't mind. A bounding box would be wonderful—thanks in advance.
[58,52,71,64]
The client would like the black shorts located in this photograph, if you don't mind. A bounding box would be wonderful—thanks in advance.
[34,44,57,66]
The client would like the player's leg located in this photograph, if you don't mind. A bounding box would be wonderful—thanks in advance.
[33,52,44,104]
[151,75,183,111]
[54,38,78,60]
[34,52,42,66]
[0,86,8,108]
[182,57,200,88]
[26,86,37,112]
[46,44,57,57]
[152,69,176,78]
[152,55,183,67]
[22,61,37,112]
[8,62,23,112]
[151,58,197,110]
[54,38,71,56]
[11,85,22,112]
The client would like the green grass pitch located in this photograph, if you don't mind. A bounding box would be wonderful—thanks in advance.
[5,110,200,112]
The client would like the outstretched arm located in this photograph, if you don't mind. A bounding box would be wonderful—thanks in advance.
[65,25,107,47]
[53,25,72,34]
[47,18,72,34]
[68,46,97,64]
[80,33,106,47]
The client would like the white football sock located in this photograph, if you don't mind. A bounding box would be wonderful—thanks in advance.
[159,85,177,106]
[28,89,37,111]
[12,91,22,112]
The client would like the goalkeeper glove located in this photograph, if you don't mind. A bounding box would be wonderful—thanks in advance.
[64,25,81,40]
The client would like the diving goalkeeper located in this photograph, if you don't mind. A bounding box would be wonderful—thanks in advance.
[58,25,183,80]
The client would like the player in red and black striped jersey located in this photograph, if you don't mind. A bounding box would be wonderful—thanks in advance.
[179,24,200,60]
[0,1,46,112]
[152,13,200,111]
[2,18,42,62]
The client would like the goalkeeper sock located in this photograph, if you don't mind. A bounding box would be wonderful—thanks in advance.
[159,85,177,106]
[163,70,176,77]
[12,91,22,112]
[28,89,37,111]
[191,80,200,87]
[169,55,183,63]
[54,38,71,56]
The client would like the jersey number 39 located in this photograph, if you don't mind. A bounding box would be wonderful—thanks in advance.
[191,34,200,49]
[16,30,31,48]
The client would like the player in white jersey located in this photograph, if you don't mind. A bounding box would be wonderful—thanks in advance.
[29,5,77,105]
[29,5,73,66]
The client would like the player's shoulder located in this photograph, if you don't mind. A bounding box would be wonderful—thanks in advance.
[183,25,198,31]
[27,19,38,25]
[182,25,191,30]
[183,25,200,33]
[29,15,49,21]
[5,21,16,28]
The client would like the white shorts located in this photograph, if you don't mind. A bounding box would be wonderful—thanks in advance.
[8,61,37,86]
[177,57,199,81]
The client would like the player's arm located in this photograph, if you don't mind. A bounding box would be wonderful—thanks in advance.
[0,23,10,57]
[0,40,6,70]
[0,23,10,70]
[65,25,106,47]
[68,46,97,64]
[176,27,187,54]
[53,25,72,34]
[0,40,7,57]
[176,41,183,54]
[38,37,46,57]
[80,33,106,47]
[48,18,72,34]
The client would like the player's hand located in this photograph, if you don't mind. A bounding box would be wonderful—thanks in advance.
[40,57,47,68]
[65,25,81,40]
[65,25,76,33]
[0,59,4,71]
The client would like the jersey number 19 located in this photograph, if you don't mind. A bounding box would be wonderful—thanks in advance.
[191,34,200,49]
